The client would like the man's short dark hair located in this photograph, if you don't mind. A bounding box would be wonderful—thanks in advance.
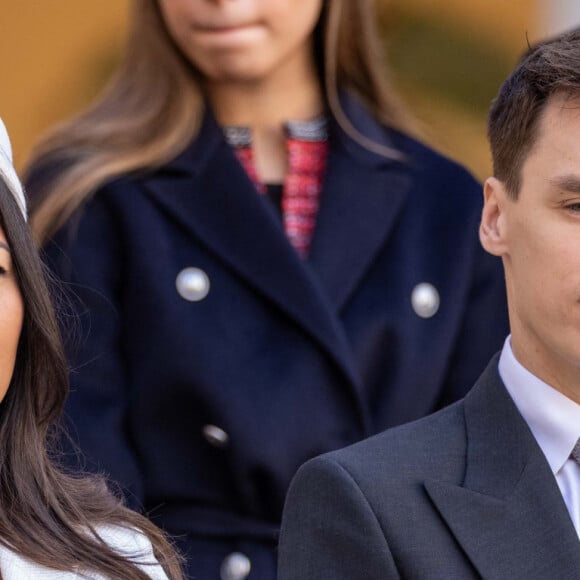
[488,27,580,198]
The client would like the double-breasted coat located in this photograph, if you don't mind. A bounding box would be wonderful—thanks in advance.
[37,96,509,580]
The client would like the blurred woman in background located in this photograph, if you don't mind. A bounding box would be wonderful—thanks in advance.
[25,1,508,578]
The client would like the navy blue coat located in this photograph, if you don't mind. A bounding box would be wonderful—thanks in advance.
[38,97,508,580]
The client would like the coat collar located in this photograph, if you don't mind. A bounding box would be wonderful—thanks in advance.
[143,96,412,434]
[164,97,412,315]
[307,97,411,310]
[425,356,580,579]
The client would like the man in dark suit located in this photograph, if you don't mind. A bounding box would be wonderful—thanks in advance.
[278,28,580,580]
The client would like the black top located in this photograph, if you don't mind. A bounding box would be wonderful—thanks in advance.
[265,183,284,218]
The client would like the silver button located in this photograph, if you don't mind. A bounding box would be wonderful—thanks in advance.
[176,267,210,302]
[411,283,440,319]
[220,552,251,580]
[202,424,229,448]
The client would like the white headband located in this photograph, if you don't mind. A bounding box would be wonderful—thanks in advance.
[0,118,27,220]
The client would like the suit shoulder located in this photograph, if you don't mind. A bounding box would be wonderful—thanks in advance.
[315,400,467,485]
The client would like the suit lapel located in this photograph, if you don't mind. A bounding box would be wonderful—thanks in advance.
[143,110,370,430]
[425,359,580,579]
[308,97,411,311]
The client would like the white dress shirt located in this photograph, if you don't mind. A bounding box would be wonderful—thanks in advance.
[0,525,169,579]
[499,336,580,537]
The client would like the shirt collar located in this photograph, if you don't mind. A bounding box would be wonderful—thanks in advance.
[498,336,580,475]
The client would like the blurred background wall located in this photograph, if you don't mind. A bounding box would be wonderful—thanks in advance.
[0,1,128,168]
[1,0,579,180]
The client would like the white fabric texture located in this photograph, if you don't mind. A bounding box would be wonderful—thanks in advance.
[0,525,169,579]
[0,118,27,219]
[499,336,580,538]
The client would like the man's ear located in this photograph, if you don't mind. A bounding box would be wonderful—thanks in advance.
[479,177,510,256]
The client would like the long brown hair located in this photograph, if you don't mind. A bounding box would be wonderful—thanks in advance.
[0,181,182,579]
[27,0,410,243]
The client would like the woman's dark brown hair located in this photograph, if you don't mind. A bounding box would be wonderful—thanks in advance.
[0,181,182,579]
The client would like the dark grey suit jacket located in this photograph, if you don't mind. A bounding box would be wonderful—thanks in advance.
[278,356,580,579]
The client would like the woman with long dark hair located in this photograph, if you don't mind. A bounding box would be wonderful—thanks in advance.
[25,1,508,578]
[0,120,182,579]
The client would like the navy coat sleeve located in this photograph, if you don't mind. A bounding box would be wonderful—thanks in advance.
[43,189,145,506]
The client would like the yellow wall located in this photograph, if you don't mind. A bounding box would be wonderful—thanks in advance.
[389,0,538,179]
[401,0,536,54]
[0,1,128,169]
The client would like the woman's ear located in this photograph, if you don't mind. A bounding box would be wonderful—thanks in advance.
[479,177,510,256]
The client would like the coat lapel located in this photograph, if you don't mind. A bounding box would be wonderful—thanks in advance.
[308,97,411,311]
[143,110,370,430]
[425,359,580,579]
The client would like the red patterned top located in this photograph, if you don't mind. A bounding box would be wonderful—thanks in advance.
[223,118,328,258]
